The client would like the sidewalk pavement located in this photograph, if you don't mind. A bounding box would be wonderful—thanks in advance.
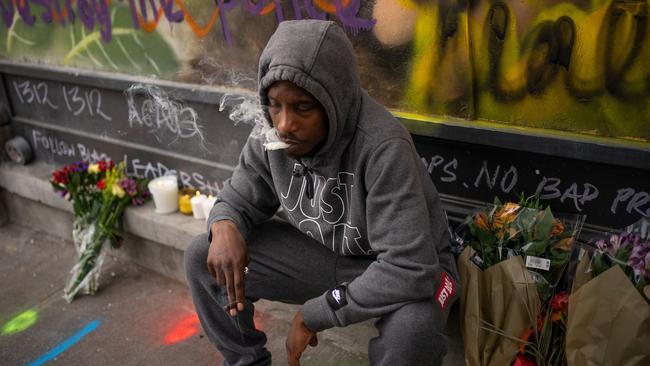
[0,221,464,365]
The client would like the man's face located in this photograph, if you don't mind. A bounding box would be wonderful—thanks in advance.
[266,81,328,158]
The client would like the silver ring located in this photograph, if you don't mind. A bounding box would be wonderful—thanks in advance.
[243,266,249,276]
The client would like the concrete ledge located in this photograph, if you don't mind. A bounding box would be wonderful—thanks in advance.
[0,161,206,252]
[0,160,208,284]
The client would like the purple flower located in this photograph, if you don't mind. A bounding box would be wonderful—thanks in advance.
[57,189,69,197]
[628,241,650,279]
[620,232,640,248]
[596,232,639,256]
[73,161,89,172]
[119,178,138,196]
[132,197,145,206]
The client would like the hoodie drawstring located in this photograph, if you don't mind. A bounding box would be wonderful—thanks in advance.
[292,159,315,200]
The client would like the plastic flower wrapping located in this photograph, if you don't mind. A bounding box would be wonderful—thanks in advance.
[457,197,586,300]
[589,227,649,302]
[51,160,150,302]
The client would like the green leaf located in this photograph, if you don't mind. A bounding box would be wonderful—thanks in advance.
[524,241,548,257]
[535,207,555,242]
[476,228,496,248]
[614,246,631,262]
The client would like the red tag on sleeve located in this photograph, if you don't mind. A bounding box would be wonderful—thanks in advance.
[436,272,456,309]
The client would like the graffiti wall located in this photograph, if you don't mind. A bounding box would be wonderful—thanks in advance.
[0,0,648,142]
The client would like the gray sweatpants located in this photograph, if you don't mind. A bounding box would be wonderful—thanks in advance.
[184,218,448,366]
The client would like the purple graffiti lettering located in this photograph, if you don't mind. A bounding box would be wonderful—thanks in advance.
[335,0,375,34]
[128,0,139,29]
[6,0,378,48]
[32,0,54,24]
[161,0,183,23]
[77,0,95,30]
[0,0,14,27]
[303,0,326,20]
[273,0,285,23]
[243,0,265,15]
[215,0,239,48]
[139,0,149,21]
[96,0,111,41]
[16,0,36,26]
[129,0,158,29]
[291,0,303,20]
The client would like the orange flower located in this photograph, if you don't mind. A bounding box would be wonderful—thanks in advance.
[518,327,534,353]
[551,311,562,322]
[474,212,489,230]
[553,237,574,252]
[493,202,520,229]
[551,219,565,236]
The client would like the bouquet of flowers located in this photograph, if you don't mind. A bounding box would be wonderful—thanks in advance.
[51,160,149,302]
[565,219,650,365]
[455,197,585,366]
[464,197,584,299]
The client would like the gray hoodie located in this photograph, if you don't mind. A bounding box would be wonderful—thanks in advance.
[208,20,459,332]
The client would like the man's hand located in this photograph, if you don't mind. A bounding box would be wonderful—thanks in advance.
[208,220,249,316]
[286,310,318,366]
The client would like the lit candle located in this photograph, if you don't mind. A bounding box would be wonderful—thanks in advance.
[147,175,179,214]
[179,194,193,215]
[190,191,207,219]
[202,195,217,220]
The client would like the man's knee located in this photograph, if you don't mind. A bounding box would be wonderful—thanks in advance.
[184,233,210,279]
[389,301,445,339]
[372,300,448,365]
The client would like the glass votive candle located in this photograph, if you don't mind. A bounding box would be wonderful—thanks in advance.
[190,191,207,219]
[148,175,179,214]
[202,195,217,220]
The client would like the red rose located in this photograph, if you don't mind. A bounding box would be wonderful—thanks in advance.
[52,171,69,185]
[513,354,536,366]
[550,292,569,313]
[98,160,107,172]
[97,179,106,190]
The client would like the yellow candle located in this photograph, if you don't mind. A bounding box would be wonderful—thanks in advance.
[178,194,193,215]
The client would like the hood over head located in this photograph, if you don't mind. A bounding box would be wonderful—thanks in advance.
[258,20,362,167]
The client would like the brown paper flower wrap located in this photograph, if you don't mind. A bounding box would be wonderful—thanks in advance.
[566,254,650,366]
[459,247,541,366]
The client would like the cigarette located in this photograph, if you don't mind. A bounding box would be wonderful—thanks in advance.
[262,127,290,150]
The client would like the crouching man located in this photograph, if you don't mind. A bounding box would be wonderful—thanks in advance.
[185,19,459,366]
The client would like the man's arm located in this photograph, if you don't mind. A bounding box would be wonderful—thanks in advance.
[205,135,280,315]
[301,137,455,331]
[207,219,249,315]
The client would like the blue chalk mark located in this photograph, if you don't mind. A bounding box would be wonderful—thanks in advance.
[26,319,101,366]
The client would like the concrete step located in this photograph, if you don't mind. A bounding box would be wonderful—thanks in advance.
[0,161,465,365]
